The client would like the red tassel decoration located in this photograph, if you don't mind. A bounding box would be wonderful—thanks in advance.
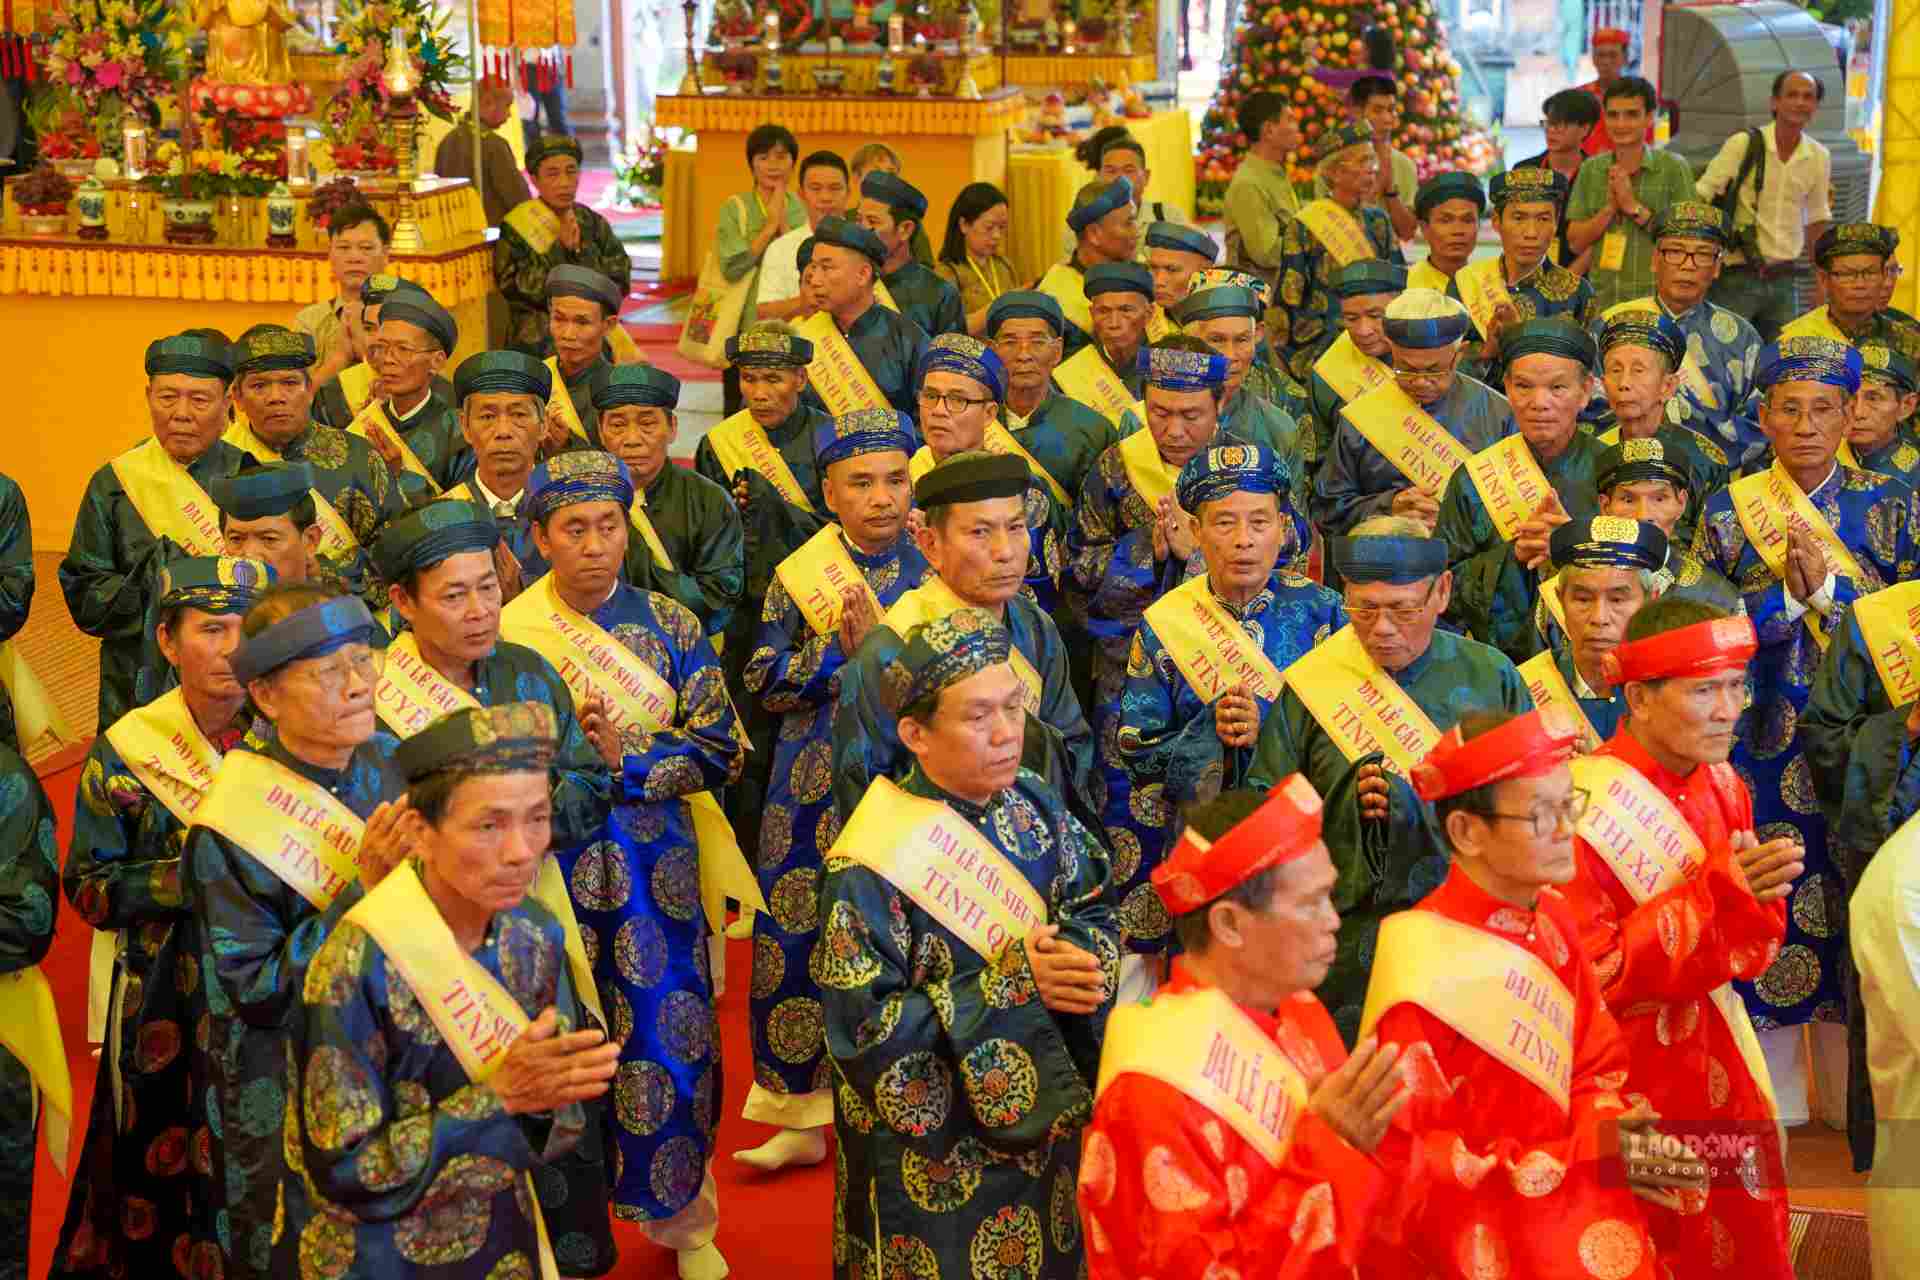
[25,37,35,81]
[2,38,14,79]
[565,52,573,89]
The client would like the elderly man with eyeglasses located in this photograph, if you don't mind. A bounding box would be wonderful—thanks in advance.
[1247,515,1532,1041]
[1693,335,1920,1131]
[1782,223,1920,367]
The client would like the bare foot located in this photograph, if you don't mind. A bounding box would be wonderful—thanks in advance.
[732,1127,829,1172]
[678,1243,729,1280]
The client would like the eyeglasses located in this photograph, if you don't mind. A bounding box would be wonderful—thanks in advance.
[1480,788,1591,838]
[369,342,436,361]
[287,646,384,696]
[918,389,993,413]
[1345,579,1438,625]
[1826,266,1888,283]
[1657,246,1721,268]
[1766,401,1845,426]
[992,335,1059,353]
[1391,363,1455,386]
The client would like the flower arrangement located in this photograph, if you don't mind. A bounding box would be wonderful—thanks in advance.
[14,163,77,214]
[25,95,102,163]
[136,113,285,201]
[320,1,464,170]
[326,99,399,172]
[39,0,188,154]
[305,176,366,229]
[612,133,669,209]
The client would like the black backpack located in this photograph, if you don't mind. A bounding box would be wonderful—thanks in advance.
[1714,127,1766,258]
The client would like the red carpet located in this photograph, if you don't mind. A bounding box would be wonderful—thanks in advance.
[28,758,834,1280]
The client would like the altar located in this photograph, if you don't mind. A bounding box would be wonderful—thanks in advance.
[1004,106,1194,283]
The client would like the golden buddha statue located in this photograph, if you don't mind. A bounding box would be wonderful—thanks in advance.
[193,0,299,84]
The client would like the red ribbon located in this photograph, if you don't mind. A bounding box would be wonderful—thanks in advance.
[565,52,573,89]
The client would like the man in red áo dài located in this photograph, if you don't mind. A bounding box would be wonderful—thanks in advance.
[1363,706,1706,1280]
[1079,777,1418,1279]
[1561,599,1797,1276]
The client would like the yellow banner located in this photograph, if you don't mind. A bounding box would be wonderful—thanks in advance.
[1853,582,1920,707]
[987,421,1070,508]
[1454,257,1513,344]
[108,440,224,556]
[1465,435,1554,542]
[220,419,362,562]
[543,358,589,441]
[0,641,75,760]
[1341,381,1477,494]
[1096,985,1307,1167]
[795,311,889,416]
[1296,199,1375,267]
[1360,910,1574,1114]
[1053,344,1146,429]
[338,362,376,416]
[504,198,562,256]
[0,968,71,1175]
[704,410,815,512]
[1035,263,1094,334]
[1516,651,1601,753]
[1117,425,1181,509]
[1729,462,1868,651]
[1313,332,1392,403]
[499,575,764,928]
[347,401,439,492]
[194,750,369,910]
[344,863,560,1280]
[629,495,675,574]
[883,577,1043,714]
[1568,752,1778,1116]
[1282,626,1443,773]
[832,776,1046,961]
[1142,574,1286,703]
[774,525,884,637]
[374,632,482,739]
[1602,299,1720,409]
[102,688,223,826]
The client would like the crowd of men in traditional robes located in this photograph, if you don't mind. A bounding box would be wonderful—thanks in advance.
[3,108,1920,1280]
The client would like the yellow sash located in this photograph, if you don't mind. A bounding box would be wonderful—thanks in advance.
[1540,575,1568,637]
[498,575,764,929]
[629,492,675,574]
[1851,582,1920,707]
[705,409,814,512]
[193,750,369,910]
[988,421,1071,508]
[1117,426,1181,509]
[1516,651,1601,753]
[832,777,1046,960]
[1729,462,1868,650]
[347,401,440,493]
[1296,199,1375,267]
[1454,257,1514,343]
[0,968,71,1174]
[1779,306,1849,344]
[1282,626,1443,773]
[505,198,563,255]
[344,863,559,1280]
[1096,986,1308,1167]
[1313,332,1393,404]
[1141,574,1286,703]
[1603,299,1720,409]
[1036,263,1094,334]
[102,688,223,825]
[1341,382,1476,494]
[1053,344,1145,428]
[1360,911,1574,1114]
[774,525,884,637]
[542,358,589,441]
[338,361,376,416]
[1465,435,1554,542]
[883,577,1044,714]
[374,632,482,738]
[1837,440,1862,470]
[1407,260,1453,293]
[1568,753,1778,1115]
[109,440,224,556]
[1147,305,1173,342]
[874,279,901,314]
[795,311,889,415]
[220,419,362,562]
[0,642,74,759]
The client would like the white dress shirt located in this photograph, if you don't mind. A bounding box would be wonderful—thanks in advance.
[1695,122,1832,265]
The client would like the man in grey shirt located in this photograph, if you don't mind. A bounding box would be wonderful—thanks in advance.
[433,79,532,228]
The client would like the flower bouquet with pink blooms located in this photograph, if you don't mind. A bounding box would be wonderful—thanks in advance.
[322,0,464,128]
[38,0,188,157]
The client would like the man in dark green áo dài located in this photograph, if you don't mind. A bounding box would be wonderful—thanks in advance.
[183,586,410,1280]
[308,274,454,431]
[0,740,57,1280]
[541,263,624,450]
[821,607,1119,1280]
[1846,344,1920,487]
[352,290,476,493]
[61,332,247,726]
[1177,273,1312,479]
[1303,259,1406,481]
[987,292,1118,507]
[1247,524,1531,1040]
[496,133,633,354]
[1437,317,1609,661]
[0,469,35,754]
[52,556,273,1280]
[858,170,966,339]
[592,364,746,641]
[805,215,933,419]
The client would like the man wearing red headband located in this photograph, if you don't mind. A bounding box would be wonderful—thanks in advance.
[1559,600,1798,1277]
[1361,706,1701,1280]
[1079,780,1416,1279]
[1576,29,1637,156]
